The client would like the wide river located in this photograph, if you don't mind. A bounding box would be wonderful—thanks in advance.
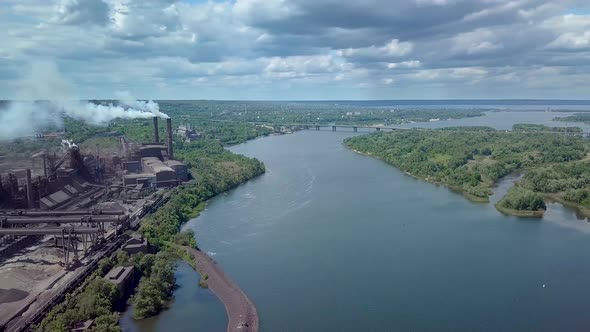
[125,111,590,331]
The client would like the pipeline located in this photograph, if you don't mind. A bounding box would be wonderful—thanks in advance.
[0,209,125,217]
[0,227,101,236]
[0,215,128,225]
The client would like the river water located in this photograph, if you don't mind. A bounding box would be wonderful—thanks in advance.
[125,111,590,331]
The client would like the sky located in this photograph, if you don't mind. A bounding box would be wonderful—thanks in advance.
[0,0,589,100]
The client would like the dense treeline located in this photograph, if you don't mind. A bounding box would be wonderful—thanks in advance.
[344,126,588,203]
[519,162,590,209]
[131,251,176,319]
[158,100,485,126]
[35,278,120,332]
[35,254,124,332]
[512,123,583,133]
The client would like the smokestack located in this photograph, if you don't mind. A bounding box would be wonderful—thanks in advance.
[166,118,173,160]
[26,169,34,209]
[43,154,47,177]
[153,117,160,143]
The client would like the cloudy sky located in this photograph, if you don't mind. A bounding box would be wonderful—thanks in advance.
[1,0,589,100]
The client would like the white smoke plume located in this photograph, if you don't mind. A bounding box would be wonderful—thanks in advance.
[0,61,169,141]
[61,139,78,151]
[116,91,170,119]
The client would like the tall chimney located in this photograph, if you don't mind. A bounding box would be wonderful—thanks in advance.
[166,118,173,160]
[153,117,160,143]
[26,169,34,209]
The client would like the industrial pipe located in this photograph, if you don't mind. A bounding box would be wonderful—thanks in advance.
[166,118,174,159]
[0,215,128,224]
[0,227,101,235]
[153,117,160,143]
[0,209,126,216]
[26,169,34,209]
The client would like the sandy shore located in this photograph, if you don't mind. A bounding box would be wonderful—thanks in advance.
[186,247,259,332]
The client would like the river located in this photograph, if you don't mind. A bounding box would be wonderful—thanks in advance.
[125,111,590,331]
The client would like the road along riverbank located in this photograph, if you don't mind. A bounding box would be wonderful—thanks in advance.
[186,247,259,332]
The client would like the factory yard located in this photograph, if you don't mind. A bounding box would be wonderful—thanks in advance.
[0,115,191,331]
[0,239,77,327]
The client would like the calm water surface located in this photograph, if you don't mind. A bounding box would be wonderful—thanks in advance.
[129,111,590,331]
[119,261,226,332]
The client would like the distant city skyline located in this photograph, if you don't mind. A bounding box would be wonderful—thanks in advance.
[1,0,589,100]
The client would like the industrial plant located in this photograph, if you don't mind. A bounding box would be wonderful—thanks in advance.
[0,117,188,331]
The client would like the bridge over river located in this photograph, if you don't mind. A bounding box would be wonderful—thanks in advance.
[266,123,590,136]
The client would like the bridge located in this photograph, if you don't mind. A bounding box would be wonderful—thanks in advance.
[269,123,408,132]
[266,123,590,137]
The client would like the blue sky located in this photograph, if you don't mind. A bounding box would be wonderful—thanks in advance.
[1,0,589,100]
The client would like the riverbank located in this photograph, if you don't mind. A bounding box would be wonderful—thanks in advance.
[544,193,590,219]
[347,147,490,203]
[186,247,259,332]
[343,128,590,216]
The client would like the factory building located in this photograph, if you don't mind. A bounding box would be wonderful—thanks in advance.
[165,160,189,182]
[104,265,135,294]
[176,123,202,142]
[122,117,189,189]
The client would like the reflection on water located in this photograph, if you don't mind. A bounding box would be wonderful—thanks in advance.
[492,173,590,233]
[120,261,226,332]
[489,173,523,204]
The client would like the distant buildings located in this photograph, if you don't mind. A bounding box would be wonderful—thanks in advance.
[176,123,202,142]
[122,142,189,189]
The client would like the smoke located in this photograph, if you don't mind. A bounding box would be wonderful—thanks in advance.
[61,139,78,151]
[0,61,169,141]
[116,91,169,119]
[0,101,64,140]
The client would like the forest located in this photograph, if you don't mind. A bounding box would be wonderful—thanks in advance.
[344,125,589,214]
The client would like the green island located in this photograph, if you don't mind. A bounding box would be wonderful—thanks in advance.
[343,125,589,216]
[554,113,590,124]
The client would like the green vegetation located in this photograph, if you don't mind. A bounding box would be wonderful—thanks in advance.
[516,161,590,216]
[344,126,588,215]
[512,123,583,133]
[158,100,485,127]
[496,186,546,217]
[35,256,121,332]
[132,251,176,319]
